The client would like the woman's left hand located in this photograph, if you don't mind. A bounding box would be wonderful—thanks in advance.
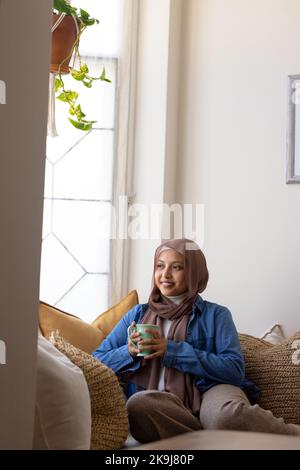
[139,329,167,360]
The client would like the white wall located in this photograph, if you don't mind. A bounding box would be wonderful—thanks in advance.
[128,0,182,300]
[177,0,300,336]
[129,0,300,337]
[0,0,52,449]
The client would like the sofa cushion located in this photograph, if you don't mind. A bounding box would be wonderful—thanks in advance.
[91,289,138,336]
[34,334,91,450]
[239,331,300,424]
[49,331,129,450]
[39,301,104,354]
[39,290,139,354]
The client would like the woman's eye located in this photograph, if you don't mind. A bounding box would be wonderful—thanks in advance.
[173,265,183,270]
[156,263,164,269]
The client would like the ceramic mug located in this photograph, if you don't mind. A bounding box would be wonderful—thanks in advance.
[127,324,160,356]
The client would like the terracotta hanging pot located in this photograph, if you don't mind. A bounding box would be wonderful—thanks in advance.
[51,13,78,74]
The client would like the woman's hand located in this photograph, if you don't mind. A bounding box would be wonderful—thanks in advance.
[140,329,167,360]
[127,321,141,357]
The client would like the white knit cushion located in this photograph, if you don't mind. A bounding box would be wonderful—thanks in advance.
[33,334,91,449]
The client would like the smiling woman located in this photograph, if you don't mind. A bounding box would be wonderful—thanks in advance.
[92,238,300,444]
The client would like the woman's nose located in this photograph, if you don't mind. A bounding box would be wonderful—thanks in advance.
[163,267,172,278]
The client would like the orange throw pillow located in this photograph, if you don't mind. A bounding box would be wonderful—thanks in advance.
[91,290,138,337]
[39,302,104,354]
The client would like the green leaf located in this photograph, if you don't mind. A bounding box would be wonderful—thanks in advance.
[100,66,111,83]
[79,8,90,19]
[100,67,106,80]
[53,0,76,16]
[81,17,98,27]
[71,70,85,81]
[83,80,92,88]
[55,78,63,92]
[57,90,78,103]
[57,92,68,102]
[68,118,93,131]
[66,91,78,101]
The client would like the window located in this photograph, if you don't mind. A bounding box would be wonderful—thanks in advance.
[40,0,132,322]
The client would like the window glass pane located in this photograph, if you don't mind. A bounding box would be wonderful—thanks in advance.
[44,159,53,199]
[40,1,122,321]
[40,233,85,305]
[53,129,114,201]
[57,274,109,322]
[52,200,111,272]
[70,0,122,57]
[42,200,52,240]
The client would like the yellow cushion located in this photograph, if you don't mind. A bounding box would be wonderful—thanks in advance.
[49,332,129,450]
[239,332,300,424]
[91,289,139,336]
[39,291,139,354]
[39,302,104,355]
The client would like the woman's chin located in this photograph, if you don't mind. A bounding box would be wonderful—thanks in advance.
[160,287,177,296]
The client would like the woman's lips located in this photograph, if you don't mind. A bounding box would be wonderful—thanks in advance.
[161,281,174,286]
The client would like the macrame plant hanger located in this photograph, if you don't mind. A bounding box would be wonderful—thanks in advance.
[47,10,79,137]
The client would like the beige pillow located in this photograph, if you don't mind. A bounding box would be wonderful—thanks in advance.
[39,301,104,354]
[261,324,286,345]
[34,334,91,450]
[91,289,138,336]
[239,331,300,424]
[49,332,129,450]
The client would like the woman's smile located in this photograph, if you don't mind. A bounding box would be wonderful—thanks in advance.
[154,249,187,296]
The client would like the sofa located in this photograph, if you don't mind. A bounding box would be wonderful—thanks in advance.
[131,430,300,450]
[37,292,300,450]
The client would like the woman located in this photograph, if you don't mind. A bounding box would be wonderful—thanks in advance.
[93,239,299,443]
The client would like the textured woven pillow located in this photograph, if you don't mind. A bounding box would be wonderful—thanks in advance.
[49,332,129,450]
[239,331,300,424]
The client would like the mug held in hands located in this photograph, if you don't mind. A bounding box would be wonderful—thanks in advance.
[128,324,160,356]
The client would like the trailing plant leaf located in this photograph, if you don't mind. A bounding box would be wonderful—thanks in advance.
[68,118,95,131]
[52,0,111,131]
[53,0,76,16]
[100,66,112,83]
[57,90,78,103]
[55,77,64,92]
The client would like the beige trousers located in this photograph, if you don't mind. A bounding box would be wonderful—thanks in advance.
[126,385,298,443]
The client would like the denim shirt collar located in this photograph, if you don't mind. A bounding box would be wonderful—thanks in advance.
[194,294,205,313]
[142,294,204,316]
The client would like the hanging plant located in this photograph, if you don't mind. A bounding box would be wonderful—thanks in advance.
[51,0,111,131]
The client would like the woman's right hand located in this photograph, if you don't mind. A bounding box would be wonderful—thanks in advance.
[128,321,141,357]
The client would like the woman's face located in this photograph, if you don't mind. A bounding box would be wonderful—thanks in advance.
[154,249,188,297]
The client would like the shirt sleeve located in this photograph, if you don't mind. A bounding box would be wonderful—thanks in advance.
[92,306,143,374]
[162,307,245,386]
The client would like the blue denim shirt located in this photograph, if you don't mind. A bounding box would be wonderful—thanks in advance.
[93,296,259,402]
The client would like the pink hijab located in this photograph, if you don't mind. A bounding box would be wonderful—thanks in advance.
[131,239,209,416]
